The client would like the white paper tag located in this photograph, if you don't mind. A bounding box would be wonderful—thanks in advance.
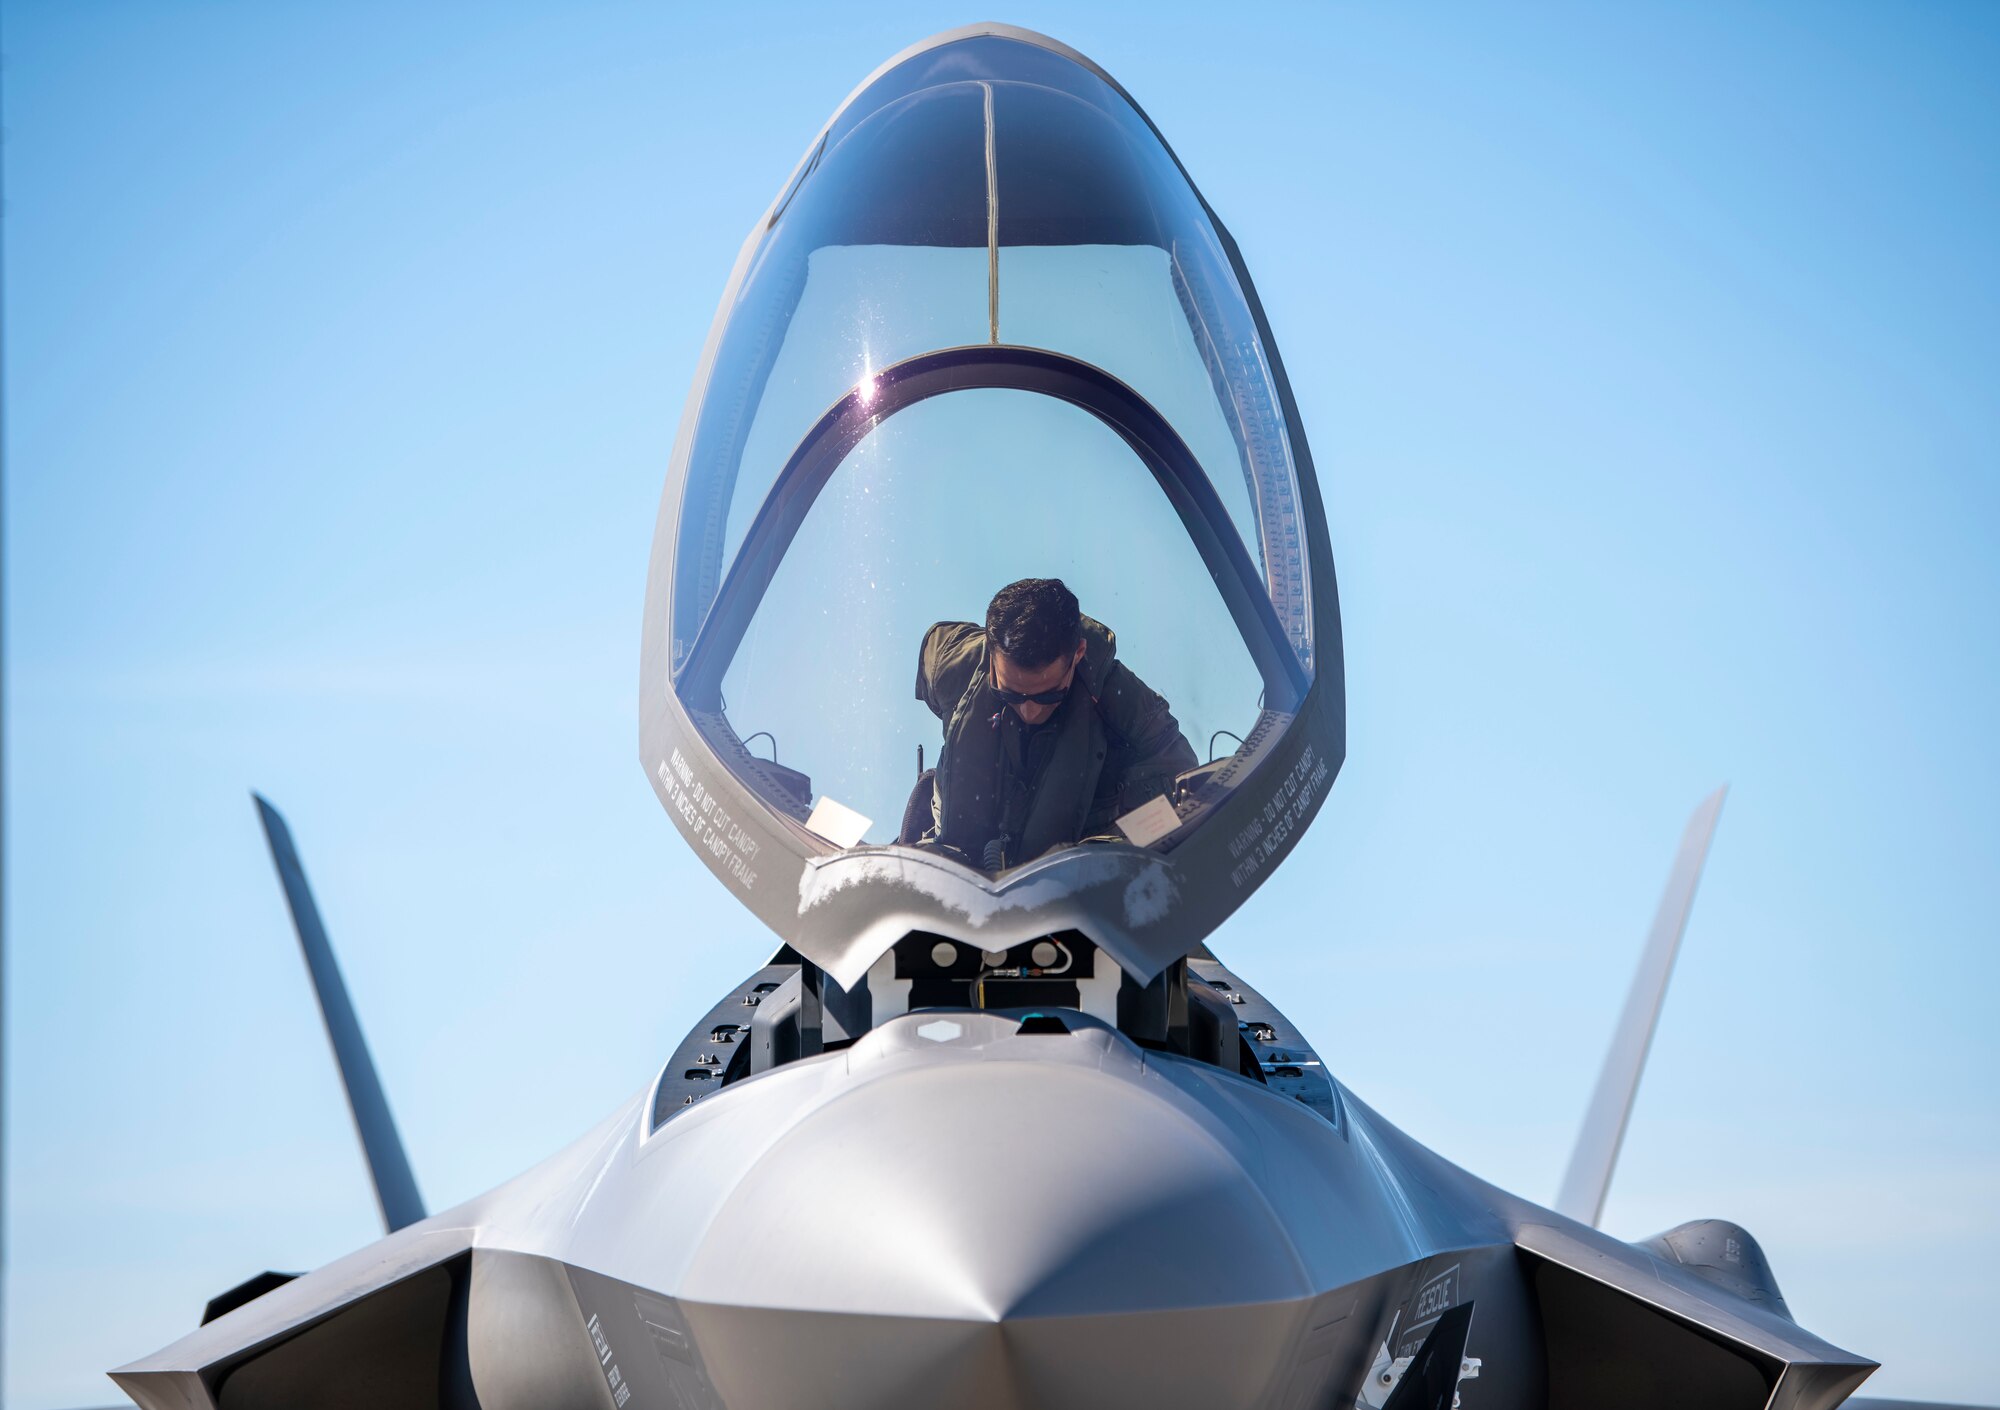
[806,795,873,849]
[1114,794,1182,847]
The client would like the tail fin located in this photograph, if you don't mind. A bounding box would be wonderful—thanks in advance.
[252,793,426,1232]
[1554,787,1727,1228]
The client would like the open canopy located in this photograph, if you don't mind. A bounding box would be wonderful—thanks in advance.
[641,26,1344,988]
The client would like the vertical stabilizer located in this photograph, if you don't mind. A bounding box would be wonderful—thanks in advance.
[252,794,426,1232]
[1554,787,1727,1228]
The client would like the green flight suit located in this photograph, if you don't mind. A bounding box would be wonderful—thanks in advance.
[914,616,1197,867]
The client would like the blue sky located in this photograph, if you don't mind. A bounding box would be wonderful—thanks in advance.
[5,2,1996,1405]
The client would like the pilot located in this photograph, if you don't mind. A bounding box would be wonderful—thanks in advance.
[914,577,1197,869]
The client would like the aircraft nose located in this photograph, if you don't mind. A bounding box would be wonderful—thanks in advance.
[670,1015,1340,1409]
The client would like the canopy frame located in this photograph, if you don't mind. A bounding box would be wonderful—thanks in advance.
[674,343,1310,722]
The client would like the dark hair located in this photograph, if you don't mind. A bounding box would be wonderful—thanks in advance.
[985,578,1082,670]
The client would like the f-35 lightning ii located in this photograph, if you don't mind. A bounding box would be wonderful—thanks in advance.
[110,25,1978,1410]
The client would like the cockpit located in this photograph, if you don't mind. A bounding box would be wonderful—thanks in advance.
[647,929,1346,1140]
[641,28,1343,1039]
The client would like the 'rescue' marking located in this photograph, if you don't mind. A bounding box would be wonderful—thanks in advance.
[585,1313,634,1407]
[1396,1264,1460,1357]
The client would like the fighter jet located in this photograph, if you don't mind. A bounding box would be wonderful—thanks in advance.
[110,24,1977,1410]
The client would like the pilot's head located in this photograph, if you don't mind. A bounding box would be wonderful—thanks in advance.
[985,578,1087,726]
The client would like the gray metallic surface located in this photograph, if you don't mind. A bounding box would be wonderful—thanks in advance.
[646,961,789,1128]
[1188,949,1342,1122]
[1554,785,1725,1226]
[1640,1218,1792,1320]
[252,793,426,1233]
[465,1252,610,1410]
[116,982,1879,1409]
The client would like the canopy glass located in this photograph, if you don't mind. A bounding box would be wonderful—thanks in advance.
[667,36,1316,872]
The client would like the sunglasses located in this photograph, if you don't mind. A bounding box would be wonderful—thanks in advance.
[992,683,1071,707]
[989,663,1075,708]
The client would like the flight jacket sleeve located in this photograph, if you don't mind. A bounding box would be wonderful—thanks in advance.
[1090,659,1198,827]
[915,621,983,720]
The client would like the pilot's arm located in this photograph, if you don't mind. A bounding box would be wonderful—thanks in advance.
[1087,660,1198,832]
[915,620,982,720]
